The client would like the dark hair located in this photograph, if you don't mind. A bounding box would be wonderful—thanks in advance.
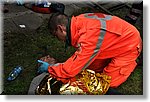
[48,13,68,35]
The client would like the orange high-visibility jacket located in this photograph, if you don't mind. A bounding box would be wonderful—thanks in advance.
[48,13,142,87]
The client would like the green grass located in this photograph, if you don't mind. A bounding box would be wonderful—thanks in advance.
[3,22,75,94]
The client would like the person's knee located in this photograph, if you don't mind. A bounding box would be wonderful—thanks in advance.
[110,76,127,88]
[104,61,137,87]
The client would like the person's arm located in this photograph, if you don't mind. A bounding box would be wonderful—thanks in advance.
[48,28,102,81]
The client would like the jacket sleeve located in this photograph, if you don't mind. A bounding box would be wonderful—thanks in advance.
[48,28,102,81]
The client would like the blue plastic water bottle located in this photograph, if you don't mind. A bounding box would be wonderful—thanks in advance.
[7,66,23,81]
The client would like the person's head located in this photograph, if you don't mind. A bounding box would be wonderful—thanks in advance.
[48,13,68,42]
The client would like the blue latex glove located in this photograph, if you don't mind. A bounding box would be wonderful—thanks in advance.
[37,60,49,73]
[16,0,24,5]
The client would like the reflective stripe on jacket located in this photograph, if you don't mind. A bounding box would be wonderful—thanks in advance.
[48,13,142,84]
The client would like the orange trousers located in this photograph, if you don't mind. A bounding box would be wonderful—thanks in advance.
[88,46,141,88]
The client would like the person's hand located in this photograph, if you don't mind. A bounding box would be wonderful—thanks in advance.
[40,55,57,64]
[37,60,49,73]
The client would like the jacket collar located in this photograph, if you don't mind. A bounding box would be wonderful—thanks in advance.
[65,17,72,51]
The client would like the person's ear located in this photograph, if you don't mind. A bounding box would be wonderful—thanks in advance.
[57,25,64,33]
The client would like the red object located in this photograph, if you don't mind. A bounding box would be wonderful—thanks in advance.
[32,5,54,14]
